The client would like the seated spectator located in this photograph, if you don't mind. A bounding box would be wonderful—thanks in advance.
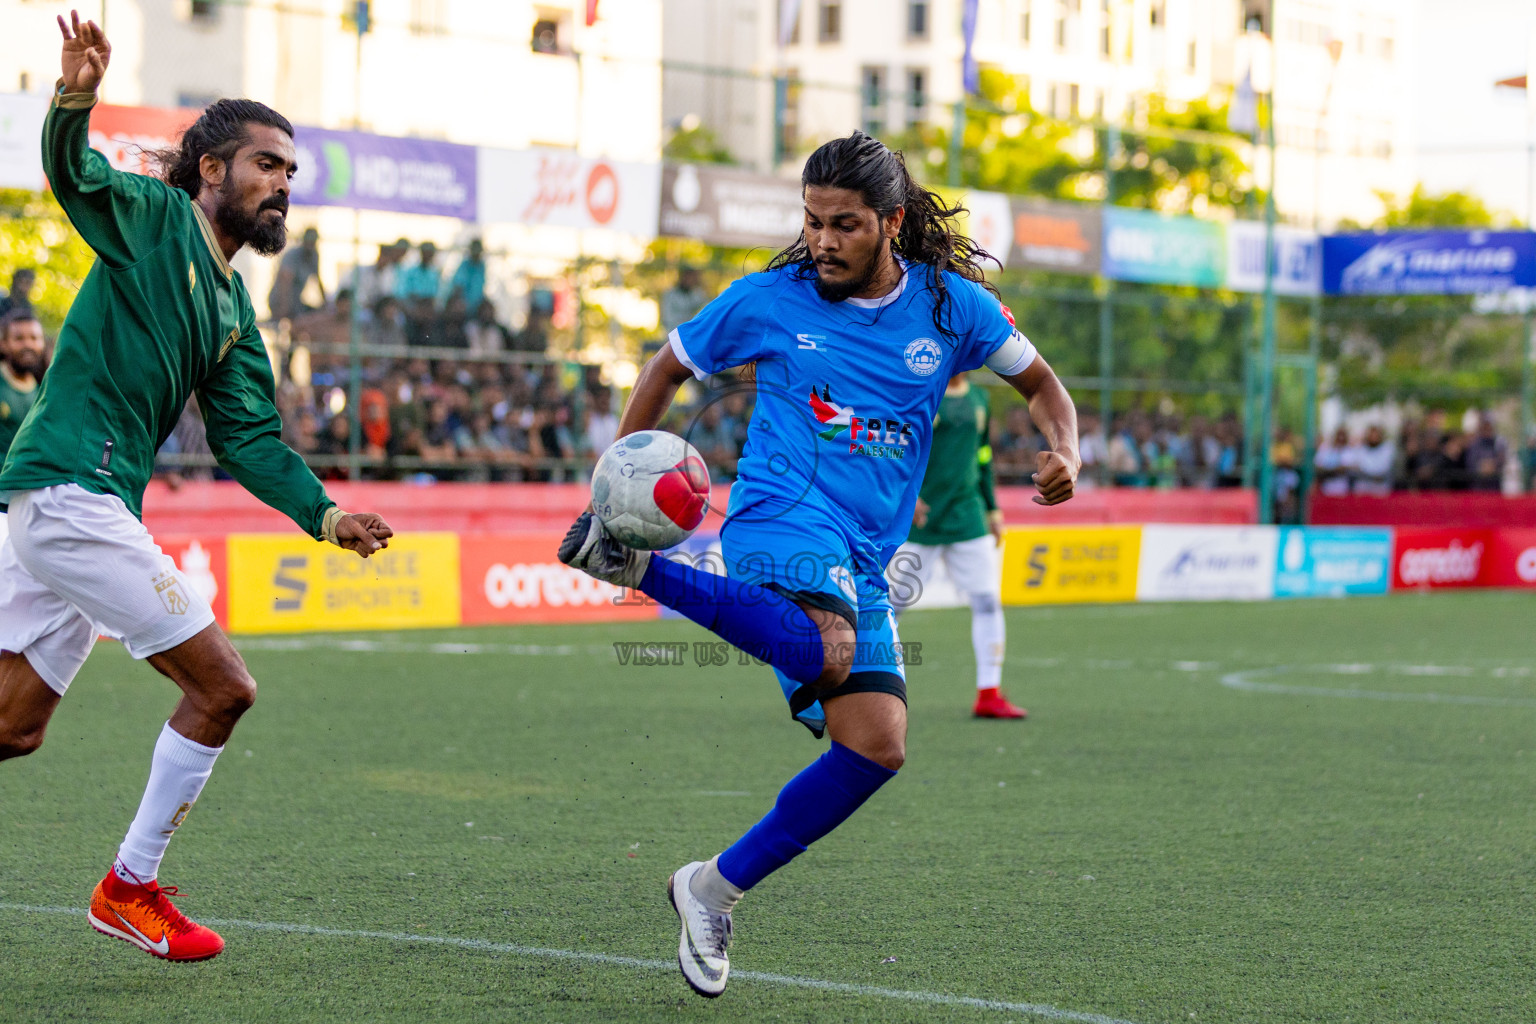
[268,227,325,321]
[1465,412,1507,492]
[1213,415,1244,487]
[465,300,513,355]
[314,413,353,481]
[290,288,355,352]
[437,292,472,350]
[1432,431,1470,490]
[0,268,36,318]
[447,238,487,312]
[689,401,738,480]
[372,296,410,351]
[1314,427,1353,496]
[1351,425,1394,496]
[1177,415,1220,489]
[1271,427,1301,523]
[583,385,620,458]
[419,398,460,475]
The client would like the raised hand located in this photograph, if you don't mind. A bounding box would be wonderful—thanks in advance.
[1031,450,1077,506]
[58,9,111,94]
[334,512,394,558]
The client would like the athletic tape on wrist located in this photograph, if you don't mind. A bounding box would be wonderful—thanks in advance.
[321,507,349,546]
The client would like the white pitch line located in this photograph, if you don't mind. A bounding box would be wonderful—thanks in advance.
[0,903,1144,1024]
[1220,666,1536,708]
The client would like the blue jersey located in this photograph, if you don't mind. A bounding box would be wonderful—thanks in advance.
[670,263,1030,566]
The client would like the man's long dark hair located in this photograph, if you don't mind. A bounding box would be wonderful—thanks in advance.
[767,131,998,341]
[154,99,293,200]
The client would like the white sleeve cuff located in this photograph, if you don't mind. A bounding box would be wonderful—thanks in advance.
[668,329,708,381]
[984,329,1037,377]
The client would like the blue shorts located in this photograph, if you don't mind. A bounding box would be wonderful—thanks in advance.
[721,494,908,737]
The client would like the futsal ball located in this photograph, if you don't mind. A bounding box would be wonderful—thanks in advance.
[590,430,711,550]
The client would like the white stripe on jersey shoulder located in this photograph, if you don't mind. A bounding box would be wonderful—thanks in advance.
[667,329,709,381]
[984,329,1038,376]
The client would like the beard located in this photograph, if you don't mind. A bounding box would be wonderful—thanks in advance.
[216,176,289,257]
[4,349,43,378]
[812,243,886,303]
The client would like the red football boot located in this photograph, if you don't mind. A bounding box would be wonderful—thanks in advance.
[88,869,225,962]
[973,687,1028,719]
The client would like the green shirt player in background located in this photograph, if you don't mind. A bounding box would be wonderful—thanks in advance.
[0,309,47,551]
[891,370,1027,719]
[0,11,393,963]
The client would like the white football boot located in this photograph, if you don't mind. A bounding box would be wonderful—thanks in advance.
[558,511,651,588]
[667,861,733,998]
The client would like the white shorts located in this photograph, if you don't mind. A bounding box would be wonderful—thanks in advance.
[0,484,214,695]
[889,534,1001,611]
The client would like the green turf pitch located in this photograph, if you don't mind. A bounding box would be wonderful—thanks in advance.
[2,591,1534,1023]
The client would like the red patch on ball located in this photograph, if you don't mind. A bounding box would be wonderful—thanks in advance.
[652,455,709,530]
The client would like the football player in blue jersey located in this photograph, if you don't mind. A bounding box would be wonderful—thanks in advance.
[560,131,1079,998]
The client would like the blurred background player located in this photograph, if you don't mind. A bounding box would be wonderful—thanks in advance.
[0,12,392,963]
[892,371,1025,719]
[562,130,1078,997]
[0,309,48,550]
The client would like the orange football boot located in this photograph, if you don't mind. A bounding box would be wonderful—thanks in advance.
[973,687,1028,720]
[87,869,225,962]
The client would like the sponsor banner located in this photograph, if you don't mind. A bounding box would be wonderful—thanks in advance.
[159,534,230,628]
[1102,208,1225,288]
[1323,230,1536,295]
[1390,528,1491,590]
[1008,197,1102,275]
[1137,525,1278,601]
[290,126,477,220]
[1226,221,1322,296]
[1485,529,1536,588]
[658,163,803,250]
[227,533,461,633]
[0,92,49,189]
[999,526,1141,605]
[1274,527,1391,598]
[479,149,659,237]
[933,187,1015,269]
[460,533,659,624]
[89,103,199,177]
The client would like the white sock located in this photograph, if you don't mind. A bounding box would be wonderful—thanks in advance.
[114,723,223,884]
[970,592,1006,691]
[689,855,744,915]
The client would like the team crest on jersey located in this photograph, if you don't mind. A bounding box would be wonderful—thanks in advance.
[827,566,858,604]
[153,571,191,616]
[903,337,943,376]
[806,384,915,460]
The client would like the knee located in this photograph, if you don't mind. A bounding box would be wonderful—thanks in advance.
[0,724,46,761]
[970,591,1001,615]
[212,670,257,721]
[860,736,905,772]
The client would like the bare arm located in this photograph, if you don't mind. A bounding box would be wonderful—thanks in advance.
[997,354,1080,506]
[617,344,696,437]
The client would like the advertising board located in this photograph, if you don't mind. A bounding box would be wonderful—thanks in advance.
[1102,208,1225,288]
[1274,527,1391,598]
[460,533,659,625]
[1323,230,1536,295]
[227,533,461,633]
[1226,221,1322,296]
[479,149,660,237]
[1008,197,1102,275]
[1136,526,1278,601]
[999,526,1141,605]
[1390,528,1491,590]
[159,534,230,628]
[658,163,804,250]
[1475,528,1536,589]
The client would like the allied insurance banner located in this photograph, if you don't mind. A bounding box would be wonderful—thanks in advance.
[1136,525,1279,601]
[1323,230,1536,295]
[1102,207,1225,288]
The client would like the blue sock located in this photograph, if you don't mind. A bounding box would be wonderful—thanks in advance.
[639,556,824,685]
[716,742,897,891]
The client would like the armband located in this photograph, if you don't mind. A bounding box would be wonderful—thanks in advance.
[983,329,1037,376]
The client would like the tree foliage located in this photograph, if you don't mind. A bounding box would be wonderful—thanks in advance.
[0,188,94,334]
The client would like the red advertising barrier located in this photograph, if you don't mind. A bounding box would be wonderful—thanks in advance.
[1313,493,1536,528]
[158,534,229,627]
[1391,528,1492,590]
[1484,528,1536,588]
[140,481,1257,537]
[459,532,659,625]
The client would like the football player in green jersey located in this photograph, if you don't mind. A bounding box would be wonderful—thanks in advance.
[891,371,1027,719]
[0,11,393,963]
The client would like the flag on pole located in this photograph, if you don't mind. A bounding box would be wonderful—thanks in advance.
[778,0,803,47]
[586,0,599,27]
[1229,67,1259,136]
[961,0,980,94]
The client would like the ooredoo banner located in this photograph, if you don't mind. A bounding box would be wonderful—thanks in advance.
[1136,525,1278,601]
[460,533,659,624]
[227,533,461,633]
[1480,528,1536,589]
[1390,528,1491,590]
[999,526,1141,605]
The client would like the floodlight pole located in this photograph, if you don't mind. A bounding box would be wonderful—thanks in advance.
[1099,125,1120,474]
[1256,88,1279,524]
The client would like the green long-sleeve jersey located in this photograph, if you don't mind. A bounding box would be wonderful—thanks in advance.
[0,365,40,462]
[907,381,997,546]
[0,85,335,537]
